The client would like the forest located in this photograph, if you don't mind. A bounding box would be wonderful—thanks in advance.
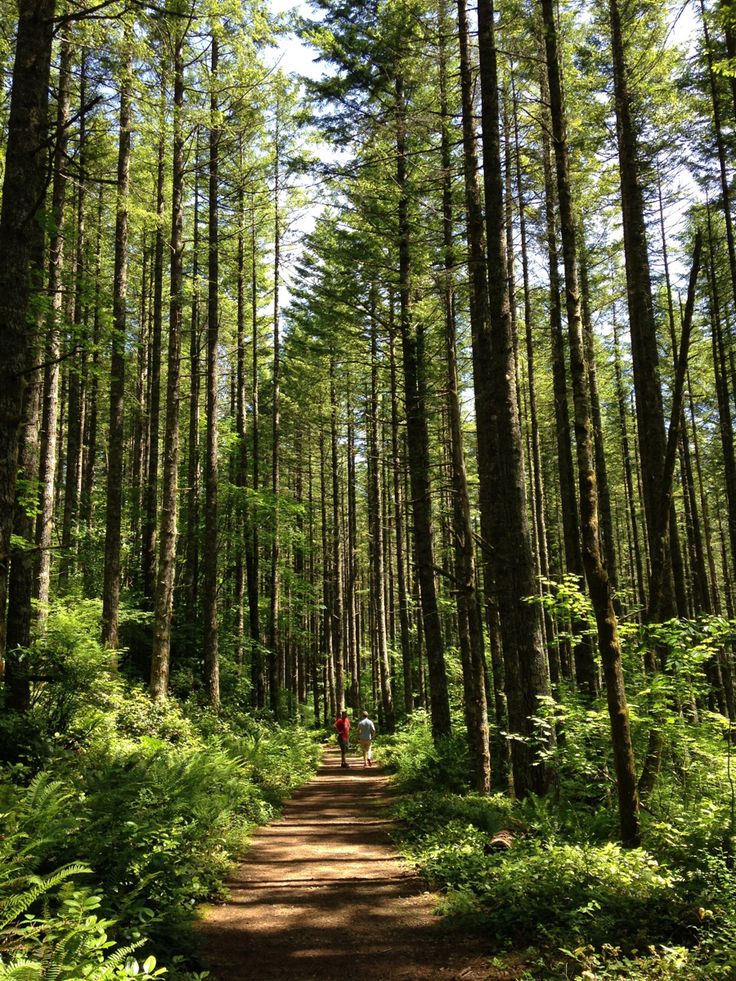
[1,0,736,977]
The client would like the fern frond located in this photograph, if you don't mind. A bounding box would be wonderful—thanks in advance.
[102,940,144,971]
[0,958,43,980]
[20,776,69,818]
[0,865,90,931]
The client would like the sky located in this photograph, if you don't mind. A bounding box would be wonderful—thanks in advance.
[268,0,321,79]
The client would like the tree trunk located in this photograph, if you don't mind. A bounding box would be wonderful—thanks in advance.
[0,0,55,667]
[329,358,346,712]
[36,32,72,616]
[456,0,509,782]
[80,188,103,598]
[5,328,43,709]
[389,321,413,716]
[151,21,185,698]
[395,72,451,741]
[247,192,263,706]
[59,52,88,589]
[478,0,551,795]
[203,35,220,711]
[346,395,360,709]
[513,73,549,597]
[608,0,680,617]
[439,0,490,790]
[185,132,201,628]
[101,28,132,649]
[142,88,166,605]
[269,114,282,713]
[612,311,647,613]
[541,0,641,844]
[706,208,736,585]
[235,165,248,674]
[368,312,395,729]
[580,237,618,597]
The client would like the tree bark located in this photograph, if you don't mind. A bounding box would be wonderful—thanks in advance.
[269,112,282,713]
[439,0,490,790]
[478,0,551,795]
[395,72,451,741]
[101,28,132,649]
[185,131,201,629]
[203,34,220,711]
[5,329,43,709]
[368,311,395,729]
[608,0,681,617]
[456,0,509,783]
[151,18,185,698]
[541,0,641,843]
[142,83,166,605]
[0,0,55,666]
[36,31,72,616]
[80,187,103,598]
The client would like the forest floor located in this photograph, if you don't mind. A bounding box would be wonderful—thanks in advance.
[196,746,508,980]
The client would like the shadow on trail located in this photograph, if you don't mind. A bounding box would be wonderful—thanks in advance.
[197,746,488,981]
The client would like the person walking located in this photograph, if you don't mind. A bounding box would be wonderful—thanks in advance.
[334,710,351,768]
[357,711,376,767]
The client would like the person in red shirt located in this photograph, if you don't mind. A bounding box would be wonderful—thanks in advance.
[334,710,351,768]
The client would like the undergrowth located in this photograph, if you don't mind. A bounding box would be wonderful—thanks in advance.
[0,600,320,979]
[385,707,736,980]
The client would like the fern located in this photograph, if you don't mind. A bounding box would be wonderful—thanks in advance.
[0,864,90,931]
[0,960,42,980]
[98,940,144,972]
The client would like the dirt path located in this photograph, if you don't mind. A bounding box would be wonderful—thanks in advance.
[197,746,492,980]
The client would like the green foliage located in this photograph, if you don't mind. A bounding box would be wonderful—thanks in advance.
[393,790,516,844]
[389,708,736,979]
[0,886,165,981]
[535,575,596,650]
[384,710,472,793]
[444,841,683,948]
[0,605,320,979]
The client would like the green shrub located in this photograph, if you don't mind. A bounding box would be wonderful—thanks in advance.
[393,790,515,844]
[385,711,471,792]
[457,842,683,949]
[0,885,167,981]
[0,619,320,979]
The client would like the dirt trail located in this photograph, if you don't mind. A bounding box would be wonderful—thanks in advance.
[197,746,491,980]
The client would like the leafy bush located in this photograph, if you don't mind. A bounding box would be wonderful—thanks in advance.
[449,841,683,948]
[0,605,321,979]
[389,707,736,979]
[393,790,515,844]
[0,777,163,979]
[0,886,166,981]
[384,711,472,792]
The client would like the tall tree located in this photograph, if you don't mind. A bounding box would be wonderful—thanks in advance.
[607,0,682,618]
[0,0,55,667]
[142,74,167,605]
[438,0,490,791]
[203,31,220,710]
[541,0,640,844]
[101,25,133,649]
[36,31,72,615]
[456,0,509,780]
[477,0,551,796]
[268,97,282,713]
[151,5,188,698]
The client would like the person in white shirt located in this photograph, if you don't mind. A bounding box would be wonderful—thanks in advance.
[356,711,376,767]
